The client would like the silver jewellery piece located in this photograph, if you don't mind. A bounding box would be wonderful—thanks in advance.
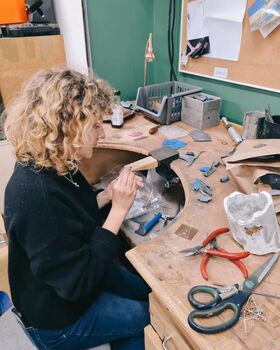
[64,172,79,188]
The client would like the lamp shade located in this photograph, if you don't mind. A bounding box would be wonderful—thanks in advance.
[144,32,155,86]
[145,33,155,63]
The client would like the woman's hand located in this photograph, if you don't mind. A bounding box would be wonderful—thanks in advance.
[102,169,144,235]
[96,170,143,209]
[106,171,143,201]
[111,168,143,214]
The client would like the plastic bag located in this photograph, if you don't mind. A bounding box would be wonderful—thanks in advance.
[248,0,280,32]
[94,164,124,190]
[224,191,280,255]
[126,170,161,219]
[94,166,161,220]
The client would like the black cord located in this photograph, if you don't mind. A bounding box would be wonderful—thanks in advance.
[171,0,175,65]
[168,0,177,81]
[171,0,177,81]
[168,0,173,81]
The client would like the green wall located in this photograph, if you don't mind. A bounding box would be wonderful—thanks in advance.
[87,0,279,124]
[86,0,154,99]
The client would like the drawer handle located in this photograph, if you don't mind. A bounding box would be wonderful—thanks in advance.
[162,335,171,350]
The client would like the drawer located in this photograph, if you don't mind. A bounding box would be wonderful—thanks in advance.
[149,293,192,350]
[144,325,163,350]
[0,243,10,296]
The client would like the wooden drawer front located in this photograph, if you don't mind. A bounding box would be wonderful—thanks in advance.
[149,293,192,350]
[0,244,10,296]
[145,325,163,350]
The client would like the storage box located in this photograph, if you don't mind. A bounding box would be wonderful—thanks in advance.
[181,92,221,130]
[135,81,202,125]
[0,0,27,25]
[0,35,66,106]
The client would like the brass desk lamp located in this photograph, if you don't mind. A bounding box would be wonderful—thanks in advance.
[144,32,155,86]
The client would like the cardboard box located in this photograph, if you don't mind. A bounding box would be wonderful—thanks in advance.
[0,35,66,106]
[181,93,221,130]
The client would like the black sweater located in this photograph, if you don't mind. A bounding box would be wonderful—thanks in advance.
[4,163,121,329]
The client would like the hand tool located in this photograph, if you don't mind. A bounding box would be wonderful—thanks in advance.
[135,212,162,236]
[221,147,236,159]
[199,159,220,177]
[149,124,161,135]
[213,283,280,301]
[189,178,212,196]
[187,252,280,334]
[264,104,274,123]
[179,227,250,260]
[200,237,248,280]
[160,209,180,227]
[125,146,179,181]
[179,151,205,166]
[189,178,212,202]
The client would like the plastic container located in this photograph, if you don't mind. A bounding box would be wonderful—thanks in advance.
[181,92,221,130]
[135,81,202,125]
[111,104,124,128]
[242,111,265,139]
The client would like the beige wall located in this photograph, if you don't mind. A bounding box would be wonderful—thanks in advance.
[0,141,15,214]
[0,142,14,296]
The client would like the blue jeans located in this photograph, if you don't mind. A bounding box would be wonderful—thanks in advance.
[27,265,151,350]
[0,291,12,315]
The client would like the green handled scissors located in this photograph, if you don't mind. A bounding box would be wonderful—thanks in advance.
[187,252,279,334]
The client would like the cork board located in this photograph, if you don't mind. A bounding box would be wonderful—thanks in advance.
[179,0,280,92]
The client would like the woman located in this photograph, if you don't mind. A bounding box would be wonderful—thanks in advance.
[2,69,150,350]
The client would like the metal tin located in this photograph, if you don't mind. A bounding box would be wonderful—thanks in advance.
[242,111,264,139]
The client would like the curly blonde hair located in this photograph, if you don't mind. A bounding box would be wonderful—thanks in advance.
[1,69,113,175]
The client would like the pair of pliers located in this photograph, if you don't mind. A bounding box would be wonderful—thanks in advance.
[200,237,249,280]
[180,227,250,261]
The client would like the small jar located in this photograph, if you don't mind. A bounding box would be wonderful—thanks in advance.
[111,104,124,128]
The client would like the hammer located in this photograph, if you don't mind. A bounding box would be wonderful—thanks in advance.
[125,147,179,179]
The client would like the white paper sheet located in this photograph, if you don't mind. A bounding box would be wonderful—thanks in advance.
[204,0,247,20]
[187,0,208,40]
[205,18,243,61]
[186,0,247,61]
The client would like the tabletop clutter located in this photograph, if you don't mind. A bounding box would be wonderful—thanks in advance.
[224,191,280,255]
[102,82,280,336]
[186,134,280,334]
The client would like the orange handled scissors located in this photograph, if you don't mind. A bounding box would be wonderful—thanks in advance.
[179,227,250,280]
[200,239,249,280]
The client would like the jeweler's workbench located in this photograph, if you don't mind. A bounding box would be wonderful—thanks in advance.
[80,114,280,350]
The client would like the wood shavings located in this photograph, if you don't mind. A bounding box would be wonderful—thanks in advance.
[241,296,266,335]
